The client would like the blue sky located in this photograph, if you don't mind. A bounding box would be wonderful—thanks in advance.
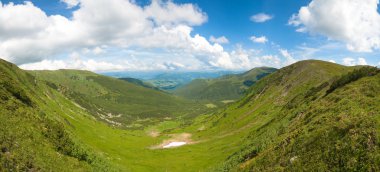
[0,0,379,71]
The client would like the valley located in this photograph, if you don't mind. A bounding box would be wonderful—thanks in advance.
[0,59,379,171]
[1,0,379,171]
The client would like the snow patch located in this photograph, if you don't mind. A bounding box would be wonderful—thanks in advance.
[163,142,187,148]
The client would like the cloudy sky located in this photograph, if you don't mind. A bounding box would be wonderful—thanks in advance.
[0,0,380,72]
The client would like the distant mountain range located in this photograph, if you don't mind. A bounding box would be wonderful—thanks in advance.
[102,70,241,90]
[173,67,277,102]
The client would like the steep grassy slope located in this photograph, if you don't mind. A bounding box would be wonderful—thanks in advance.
[197,60,380,171]
[173,67,276,102]
[31,70,205,127]
[0,59,114,171]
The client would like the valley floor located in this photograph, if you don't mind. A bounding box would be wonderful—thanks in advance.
[62,111,247,171]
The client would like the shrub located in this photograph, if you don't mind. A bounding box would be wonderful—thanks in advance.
[326,67,379,95]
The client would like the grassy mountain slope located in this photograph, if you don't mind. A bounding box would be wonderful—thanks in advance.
[193,60,380,171]
[30,70,205,127]
[119,77,159,90]
[0,59,114,171]
[173,67,276,102]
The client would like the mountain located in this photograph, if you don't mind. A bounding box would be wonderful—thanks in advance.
[0,59,114,171]
[119,77,159,90]
[30,70,205,127]
[200,60,380,171]
[103,70,241,90]
[173,67,277,102]
[1,59,379,171]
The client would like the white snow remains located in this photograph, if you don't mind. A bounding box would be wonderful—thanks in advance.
[163,142,187,148]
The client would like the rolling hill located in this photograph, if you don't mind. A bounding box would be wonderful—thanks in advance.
[173,67,277,102]
[0,59,379,171]
[29,70,206,127]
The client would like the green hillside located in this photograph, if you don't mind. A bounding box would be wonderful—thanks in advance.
[144,71,239,90]
[119,77,159,90]
[0,59,114,171]
[1,59,379,171]
[202,60,380,171]
[173,67,276,102]
[30,70,205,127]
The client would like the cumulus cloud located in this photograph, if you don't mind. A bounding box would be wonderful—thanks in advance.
[357,58,368,65]
[227,45,297,69]
[250,36,268,44]
[250,13,273,23]
[289,0,380,52]
[209,36,229,44]
[261,55,282,67]
[342,57,368,66]
[60,0,79,8]
[0,0,298,71]
[279,49,297,65]
[0,0,214,65]
[144,0,207,26]
[92,47,105,55]
[19,58,125,72]
[19,51,190,72]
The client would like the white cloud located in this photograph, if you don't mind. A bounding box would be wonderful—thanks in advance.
[230,45,254,68]
[60,0,79,9]
[0,2,48,39]
[19,59,125,72]
[260,55,281,67]
[19,50,205,71]
[0,0,214,66]
[279,49,297,65]
[250,36,268,43]
[342,57,368,66]
[342,58,356,66]
[209,36,229,44]
[289,0,380,52]
[92,47,105,55]
[0,0,299,71]
[250,13,273,23]
[357,57,368,65]
[328,60,336,63]
[144,0,207,26]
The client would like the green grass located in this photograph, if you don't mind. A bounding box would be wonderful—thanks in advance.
[205,60,380,171]
[0,59,112,171]
[30,69,207,127]
[0,59,243,171]
[173,67,276,103]
[1,59,379,171]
